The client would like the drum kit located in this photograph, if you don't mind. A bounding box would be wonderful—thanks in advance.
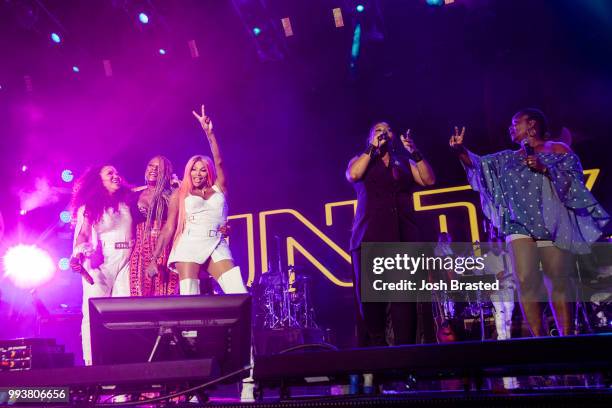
[253,265,319,330]
[433,274,496,341]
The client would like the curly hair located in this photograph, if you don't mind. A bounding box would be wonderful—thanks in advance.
[70,165,130,225]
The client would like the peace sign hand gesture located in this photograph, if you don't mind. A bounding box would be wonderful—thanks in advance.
[449,126,466,150]
[400,129,416,153]
[192,104,213,135]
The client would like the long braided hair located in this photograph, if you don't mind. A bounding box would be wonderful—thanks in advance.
[143,156,173,237]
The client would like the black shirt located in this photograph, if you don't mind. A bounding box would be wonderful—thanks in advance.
[349,153,421,251]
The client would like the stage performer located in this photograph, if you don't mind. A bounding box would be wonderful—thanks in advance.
[346,122,436,346]
[450,108,609,336]
[147,105,247,295]
[70,165,133,365]
[128,155,179,296]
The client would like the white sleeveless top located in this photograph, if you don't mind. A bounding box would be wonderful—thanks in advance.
[167,184,232,268]
[184,184,227,229]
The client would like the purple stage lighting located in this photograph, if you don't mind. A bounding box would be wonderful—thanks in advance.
[19,209,27,216]
[72,66,80,73]
[21,165,28,172]
[138,12,149,24]
[50,32,61,43]
[3,244,55,288]
[61,169,74,182]
[158,48,166,55]
[252,26,261,36]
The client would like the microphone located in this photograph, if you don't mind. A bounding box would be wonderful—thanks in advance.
[377,131,389,143]
[522,139,535,156]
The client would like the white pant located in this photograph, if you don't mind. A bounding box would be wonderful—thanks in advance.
[491,289,515,340]
[81,250,130,365]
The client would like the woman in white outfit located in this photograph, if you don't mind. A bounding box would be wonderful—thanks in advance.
[147,105,247,295]
[69,165,133,365]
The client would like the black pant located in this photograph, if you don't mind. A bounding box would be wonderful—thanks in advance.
[352,250,417,347]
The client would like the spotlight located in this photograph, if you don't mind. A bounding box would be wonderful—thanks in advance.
[59,210,71,223]
[72,66,80,73]
[138,12,149,24]
[21,165,28,172]
[19,209,27,216]
[158,48,166,55]
[3,244,55,288]
[426,0,444,6]
[61,169,74,182]
[252,26,261,36]
[356,4,365,13]
[50,32,61,43]
[58,257,70,271]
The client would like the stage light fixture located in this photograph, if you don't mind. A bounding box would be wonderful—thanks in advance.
[159,48,166,55]
[426,0,444,6]
[21,165,28,172]
[59,210,71,223]
[356,4,365,13]
[281,17,293,37]
[252,26,261,36]
[3,244,55,288]
[138,12,149,24]
[61,169,74,182]
[58,257,70,271]
[19,209,27,216]
[50,32,61,43]
[351,23,362,59]
[72,66,80,73]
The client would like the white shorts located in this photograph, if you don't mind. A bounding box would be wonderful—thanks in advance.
[505,234,554,248]
[167,229,233,271]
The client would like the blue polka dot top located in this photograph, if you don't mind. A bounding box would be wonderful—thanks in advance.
[464,149,609,253]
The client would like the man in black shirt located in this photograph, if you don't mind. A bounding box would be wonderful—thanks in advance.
[346,122,435,346]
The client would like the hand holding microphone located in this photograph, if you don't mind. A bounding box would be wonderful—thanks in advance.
[522,139,547,173]
[69,253,94,285]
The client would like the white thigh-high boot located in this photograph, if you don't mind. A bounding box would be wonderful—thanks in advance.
[179,278,201,295]
[216,267,251,400]
[217,267,247,294]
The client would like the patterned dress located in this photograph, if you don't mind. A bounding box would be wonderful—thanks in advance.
[129,204,178,296]
[464,149,609,253]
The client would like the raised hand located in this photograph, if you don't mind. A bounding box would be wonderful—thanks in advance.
[449,126,466,149]
[192,104,213,135]
[400,129,416,153]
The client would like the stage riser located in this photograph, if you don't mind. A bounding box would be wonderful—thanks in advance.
[0,358,218,387]
[254,334,612,381]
